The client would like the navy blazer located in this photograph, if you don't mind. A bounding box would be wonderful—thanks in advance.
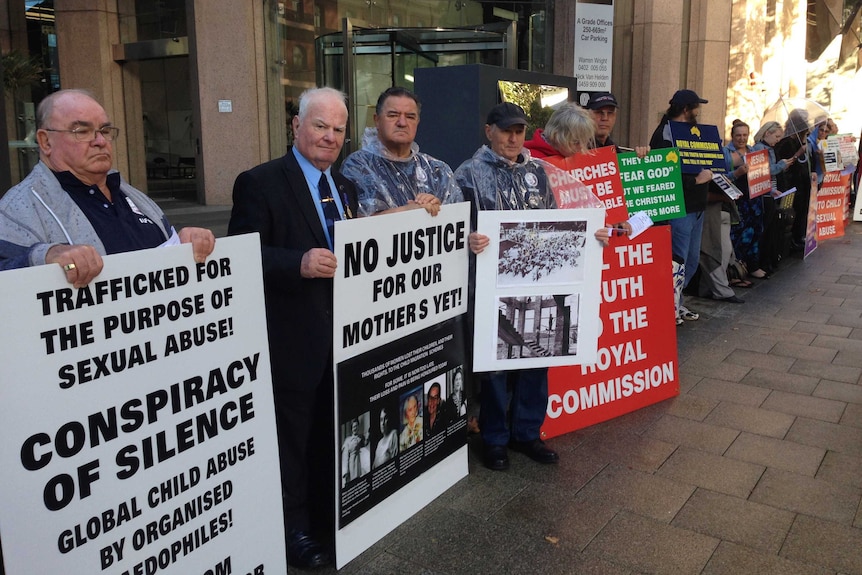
[228,150,359,392]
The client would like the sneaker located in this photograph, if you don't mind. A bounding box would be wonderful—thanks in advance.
[676,316,684,326]
[679,305,699,321]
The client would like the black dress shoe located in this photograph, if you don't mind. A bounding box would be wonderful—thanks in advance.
[483,444,509,471]
[287,530,331,569]
[717,294,744,304]
[510,439,559,464]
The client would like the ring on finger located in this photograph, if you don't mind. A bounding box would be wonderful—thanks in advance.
[64,263,77,271]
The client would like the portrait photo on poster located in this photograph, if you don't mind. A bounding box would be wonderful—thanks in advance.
[340,412,371,487]
[496,220,587,287]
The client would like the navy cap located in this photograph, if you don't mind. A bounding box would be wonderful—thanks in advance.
[670,89,708,107]
[486,102,529,129]
[586,92,619,110]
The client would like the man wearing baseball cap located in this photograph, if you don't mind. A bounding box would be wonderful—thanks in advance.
[455,102,609,472]
[649,89,714,323]
[586,92,651,157]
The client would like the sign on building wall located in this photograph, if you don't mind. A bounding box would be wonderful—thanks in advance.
[574,0,614,97]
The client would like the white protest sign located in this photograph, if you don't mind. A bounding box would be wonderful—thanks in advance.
[0,235,286,575]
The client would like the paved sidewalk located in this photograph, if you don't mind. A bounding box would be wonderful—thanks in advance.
[167,201,862,574]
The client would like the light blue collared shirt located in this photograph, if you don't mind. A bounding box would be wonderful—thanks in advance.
[293,147,346,249]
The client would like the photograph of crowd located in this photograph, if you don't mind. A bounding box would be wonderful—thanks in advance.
[496,293,580,360]
[496,221,587,287]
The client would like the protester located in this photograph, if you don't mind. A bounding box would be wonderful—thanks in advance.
[341,86,461,216]
[584,91,650,157]
[455,102,608,472]
[775,108,814,249]
[725,119,760,284]
[751,120,793,276]
[649,89,714,322]
[228,86,358,569]
[0,89,214,284]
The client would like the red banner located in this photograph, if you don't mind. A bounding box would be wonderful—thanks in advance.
[746,149,772,199]
[543,146,628,223]
[542,226,679,438]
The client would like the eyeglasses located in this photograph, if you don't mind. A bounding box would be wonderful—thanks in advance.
[43,126,121,142]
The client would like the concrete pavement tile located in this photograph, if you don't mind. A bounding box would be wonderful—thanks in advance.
[383,510,528,575]
[783,310,836,324]
[702,541,834,575]
[828,313,862,329]
[678,360,751,382]
[645,414,739,454]
[586,511,718,574]
[811,333,862,352]
[787,416,862,457]
[795,321,855,337]
[441,463,529,520]
[841,402,862,428]
[724,432,825,476]
[760,329,817,346]
[656,447,764,498]
[789,358,862,384]
[816,450,862,488]
[707,332,776,354]
[340,552,446,575]
[833,349,862,367]
[663,393,718,422]
[576,463,695,523]
[672,488,795,554]
[750,468,862,524]
[761,389,846,423]
[736,314,798,330]
[782,514,862,574]
[504,540,634,575]
[813,379,862,404]
[688,378,771,407]
[492,482,618,552]
[704,403,795,438]
[741,368,819,394]
[573,430,677,473]
[726,348,796,372]
[769,342,837,362]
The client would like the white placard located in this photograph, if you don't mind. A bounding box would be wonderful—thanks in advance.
[473,208,605,372]
[574,0,614,91]
[0,235,286,575]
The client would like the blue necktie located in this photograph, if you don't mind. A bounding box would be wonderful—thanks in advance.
[318,172,341,244]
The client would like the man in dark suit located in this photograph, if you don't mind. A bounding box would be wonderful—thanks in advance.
[228,87,358,570]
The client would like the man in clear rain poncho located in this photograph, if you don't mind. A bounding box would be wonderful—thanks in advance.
[455,102,607,473]
[341,86,462,217]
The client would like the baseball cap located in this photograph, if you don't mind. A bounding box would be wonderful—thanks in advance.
[586,92,619,110]
[486,102,529,129]
[669,89,708,107]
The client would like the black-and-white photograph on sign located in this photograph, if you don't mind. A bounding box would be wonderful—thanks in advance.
[0,235,286,575]
[497,220,588,286]
[496,293,581,359]
[474,208,604,372]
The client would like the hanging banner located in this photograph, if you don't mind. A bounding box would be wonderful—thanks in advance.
[544,226,678,438]
[333,204,470,568]
[745,148,773,199]
[472,208,605,372]
[0,235,286,575]
[574,0,614,94]
[619,148,686,222]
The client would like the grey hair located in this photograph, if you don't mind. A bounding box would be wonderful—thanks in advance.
[36,89,99,128]
[542,103,596,156]
[297,87,348,121]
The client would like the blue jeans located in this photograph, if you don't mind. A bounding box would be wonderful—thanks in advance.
[670,210,705,288]
[480,368,548,446]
